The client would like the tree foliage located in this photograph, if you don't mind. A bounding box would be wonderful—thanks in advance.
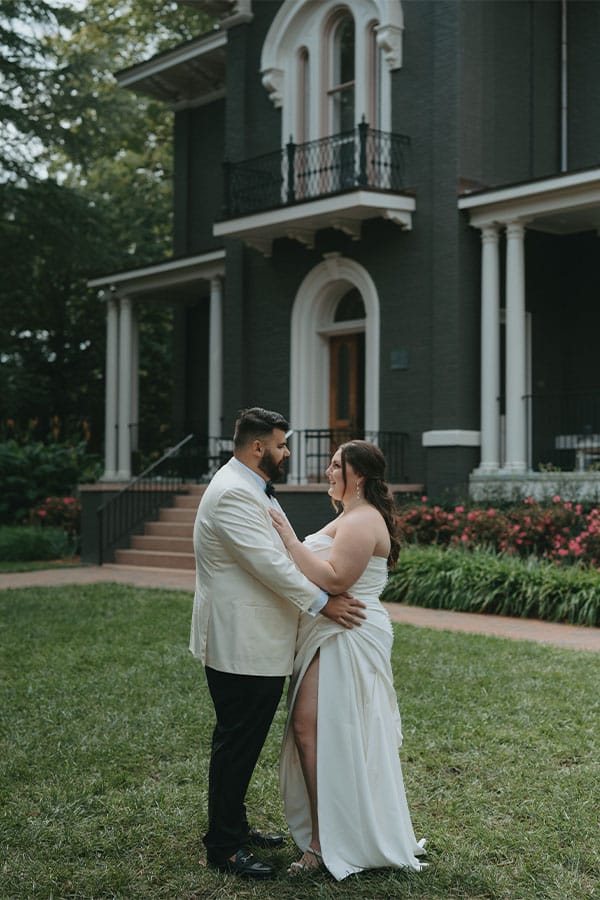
[1,1,214,456]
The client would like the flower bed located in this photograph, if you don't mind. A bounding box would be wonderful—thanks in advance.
[30,496,81,539]
[397,496,600,569]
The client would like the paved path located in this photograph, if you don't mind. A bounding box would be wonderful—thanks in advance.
[2,564,600,653]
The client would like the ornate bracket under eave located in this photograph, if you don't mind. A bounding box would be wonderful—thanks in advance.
[286,228,314,249]
[384,208,413,230]
[213,190,417,254]
[261,67,284,108]
[245,236,273,257]
[375,24,403,70]
[331,219,361,240]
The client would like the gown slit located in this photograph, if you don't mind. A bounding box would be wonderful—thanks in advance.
[280,532,426,881]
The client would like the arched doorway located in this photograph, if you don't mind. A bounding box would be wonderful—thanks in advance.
[290,256,380,481]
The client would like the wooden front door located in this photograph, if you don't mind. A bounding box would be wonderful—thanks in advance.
[329,333,365,437]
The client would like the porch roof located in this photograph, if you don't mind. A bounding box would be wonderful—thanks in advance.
[458,166,600,234]
[87,249,225,300]
[115,30,227,110]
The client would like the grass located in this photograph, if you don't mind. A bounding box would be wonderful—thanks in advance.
[1,584,599,899]
[0,557,84,573]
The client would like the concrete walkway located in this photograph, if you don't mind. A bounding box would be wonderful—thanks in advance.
[2,564,600,653]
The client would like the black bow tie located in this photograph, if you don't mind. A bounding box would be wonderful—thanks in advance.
[265,481,276,497]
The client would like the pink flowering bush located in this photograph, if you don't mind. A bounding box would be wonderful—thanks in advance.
[29,496,81,540]
[396,497,600,570]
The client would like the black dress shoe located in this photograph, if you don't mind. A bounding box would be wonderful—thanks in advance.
[208,848,274,879]
[248,827,285,849]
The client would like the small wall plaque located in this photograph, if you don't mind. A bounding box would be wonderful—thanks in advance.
[391,349,409,370]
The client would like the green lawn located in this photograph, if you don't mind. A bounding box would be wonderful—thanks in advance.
[0,558,84,573]
[1,585,598,899]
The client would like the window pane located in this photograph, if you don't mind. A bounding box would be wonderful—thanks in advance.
[337,343,350,419]
[334,288,365,322]
[297,47,309,141]
[338,17,355,84]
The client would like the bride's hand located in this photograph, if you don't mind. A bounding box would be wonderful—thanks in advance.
[269,509,298,548]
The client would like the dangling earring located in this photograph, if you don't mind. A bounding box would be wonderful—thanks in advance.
[356,480,362,501]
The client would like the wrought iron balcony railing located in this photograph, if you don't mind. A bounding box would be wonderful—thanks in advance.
[222,119,411,219]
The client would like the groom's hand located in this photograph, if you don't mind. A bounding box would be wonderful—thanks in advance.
[322,593,367,629]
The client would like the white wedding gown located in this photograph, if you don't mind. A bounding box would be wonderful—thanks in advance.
[280,532,426,881]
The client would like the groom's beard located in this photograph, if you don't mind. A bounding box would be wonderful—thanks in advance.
[259,449,285,482]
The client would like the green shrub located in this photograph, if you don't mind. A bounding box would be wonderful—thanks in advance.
[0,440,101,525]
[0,526,71,561]
[382,546,600,627]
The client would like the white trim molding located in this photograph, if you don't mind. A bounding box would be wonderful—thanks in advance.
[422,430,481,448]
[458,166,600,234]
[88,250,225,296]
[290,256,380,474]
[260,0,403,142]
[213,191,415,255]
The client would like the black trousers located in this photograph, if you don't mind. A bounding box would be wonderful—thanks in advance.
[203,666,285,862]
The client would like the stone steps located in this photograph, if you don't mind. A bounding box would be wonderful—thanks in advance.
[111,486,203,570]
[114,548,195,569]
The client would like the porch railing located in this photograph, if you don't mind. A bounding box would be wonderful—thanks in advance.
[526,391,600,472]
[286,429,409,485]
[222,120,411,218]
[97,433,196,564]
[97,429,409,562]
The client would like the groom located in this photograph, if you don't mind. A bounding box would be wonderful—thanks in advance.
[190,407,366,879]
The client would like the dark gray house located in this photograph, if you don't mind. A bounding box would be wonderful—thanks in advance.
[88,0,600,507]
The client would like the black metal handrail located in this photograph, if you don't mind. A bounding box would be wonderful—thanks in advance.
[97,433,195,565]
[222,119,411,218]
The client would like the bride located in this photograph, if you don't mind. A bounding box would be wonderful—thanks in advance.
[269,440,426,881]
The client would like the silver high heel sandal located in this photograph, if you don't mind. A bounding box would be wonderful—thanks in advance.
[287,847,324,874]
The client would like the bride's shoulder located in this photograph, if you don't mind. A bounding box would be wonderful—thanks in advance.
[340,504,387,535]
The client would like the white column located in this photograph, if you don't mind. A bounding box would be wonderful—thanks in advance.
[208,277,223,445]
[476,225,500,473]
[117,295,133,481]
[130,308,139,453]
[102,292,119,481]
[504,220,528,473]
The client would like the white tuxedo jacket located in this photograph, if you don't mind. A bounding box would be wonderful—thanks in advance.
[189,457,322,676]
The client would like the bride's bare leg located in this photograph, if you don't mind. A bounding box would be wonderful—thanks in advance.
[291,650,321,856]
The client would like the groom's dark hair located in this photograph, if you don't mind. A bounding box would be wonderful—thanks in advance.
[233,407,289,449]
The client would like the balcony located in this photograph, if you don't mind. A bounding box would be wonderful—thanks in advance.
[213,121,415,254]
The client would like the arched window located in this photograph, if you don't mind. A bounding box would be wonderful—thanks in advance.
[297,46,310,143]
[262,0,402,143]
[334,288,366,322]
[328,13,355,133]
[366,21,381,128]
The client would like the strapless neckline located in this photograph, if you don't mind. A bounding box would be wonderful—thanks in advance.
[305,531,388,565]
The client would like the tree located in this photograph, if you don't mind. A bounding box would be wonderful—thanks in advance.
[1,1,214,456]
[0,1,78,182]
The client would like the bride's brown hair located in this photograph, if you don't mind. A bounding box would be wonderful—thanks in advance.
[338,440,400,568]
